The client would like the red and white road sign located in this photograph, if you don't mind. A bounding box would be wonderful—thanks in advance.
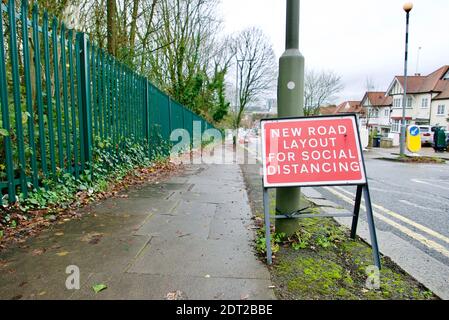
[261,115,366,188]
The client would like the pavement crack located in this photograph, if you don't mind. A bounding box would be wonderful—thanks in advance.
[124,236,153,273]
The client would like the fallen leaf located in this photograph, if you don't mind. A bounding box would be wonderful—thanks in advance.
[92,284,108,294]
[56,251,69,257]
[38,291,46,296]
[31,248,46,256]
[241,294,250,300]
[55,232,64,236]
[80,232,104,245]
[166,290,186,300]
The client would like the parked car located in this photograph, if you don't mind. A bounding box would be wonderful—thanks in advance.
[418,125,433,145]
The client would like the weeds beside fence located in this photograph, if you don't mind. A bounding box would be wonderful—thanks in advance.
[0,0,215,203]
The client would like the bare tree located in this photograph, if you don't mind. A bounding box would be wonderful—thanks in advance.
[304,69,344,116]
[231,27,277,143]
[106,0,117,55]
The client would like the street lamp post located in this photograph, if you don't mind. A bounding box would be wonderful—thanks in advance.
[275,0,305,236]
[400,2,413,156]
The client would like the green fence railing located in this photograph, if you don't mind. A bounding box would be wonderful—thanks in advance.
[0,0,216,203]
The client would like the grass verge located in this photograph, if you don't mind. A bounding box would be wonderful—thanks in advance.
[378,156,446,164]
[241,163,438,300]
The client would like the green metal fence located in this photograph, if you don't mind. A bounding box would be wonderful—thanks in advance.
[0,0,215,203]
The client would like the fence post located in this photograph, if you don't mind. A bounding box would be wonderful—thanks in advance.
[0,10,15,201]
[168,97,172,137]
[144,78,150,157]
[76,32,93,168]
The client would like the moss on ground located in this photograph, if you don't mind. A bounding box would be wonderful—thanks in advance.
[240,163,438,301]
[270,217,436,300]
[379,156,446,164]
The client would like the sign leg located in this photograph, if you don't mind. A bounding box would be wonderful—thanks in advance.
[351,185,363,239]
[363,185,382,270]
[263,187,273,265]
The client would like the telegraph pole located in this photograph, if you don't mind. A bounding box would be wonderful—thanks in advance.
[275,0,305,235]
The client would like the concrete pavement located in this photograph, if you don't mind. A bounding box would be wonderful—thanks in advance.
[0,162,275,300]
[370,146,449,160]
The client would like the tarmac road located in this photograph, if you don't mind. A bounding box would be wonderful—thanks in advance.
[320,150,449,266]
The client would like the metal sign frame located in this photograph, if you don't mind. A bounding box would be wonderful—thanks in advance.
[260,114,381,269]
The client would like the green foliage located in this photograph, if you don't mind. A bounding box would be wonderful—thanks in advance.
[149,129,173,162]
[255,230,286,255]
[288,218,346,251]
[211,70,230,122]
[0,129,9,137]
[92,283,108,294]
[11,137,155,215]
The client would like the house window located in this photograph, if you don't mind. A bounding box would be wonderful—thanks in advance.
[393,97,411,108]
[421,98,429,108]
[437,105,446,116]
[393,98,401,108]
[391,119,410,133]
[369,109,379,118]
[384,109,390,117]
[391,120,400,133]
[407,97,412,108]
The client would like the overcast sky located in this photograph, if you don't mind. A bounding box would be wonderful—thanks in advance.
[220,0,449,104]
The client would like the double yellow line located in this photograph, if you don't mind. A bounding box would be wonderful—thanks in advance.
[325,186,449,259]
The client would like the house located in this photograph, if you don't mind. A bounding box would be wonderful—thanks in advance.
[334,101,366,128]
[386,65,449,142]
[334,101,369,147]
[360,92,393,137]
[334,101,364,115]
[319,105,337,115]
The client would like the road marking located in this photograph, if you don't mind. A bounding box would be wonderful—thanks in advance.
[399,199,439,212]
[412,179,449,192]
[332,186,449,246]
[324,186,449,259]
[369,179,449,205]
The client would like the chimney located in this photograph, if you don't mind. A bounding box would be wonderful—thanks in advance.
[414,73,421,76]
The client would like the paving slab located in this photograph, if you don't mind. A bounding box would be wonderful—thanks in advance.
[0,162,274,300]
[71,273,274,300]
[128,236,268,279]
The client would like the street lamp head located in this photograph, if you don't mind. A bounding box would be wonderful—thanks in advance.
[403,2,413,13]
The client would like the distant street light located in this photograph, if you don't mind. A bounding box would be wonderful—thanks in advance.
[400,2,413,156]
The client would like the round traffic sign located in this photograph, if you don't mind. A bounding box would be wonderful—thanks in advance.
[408,126,420,137]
